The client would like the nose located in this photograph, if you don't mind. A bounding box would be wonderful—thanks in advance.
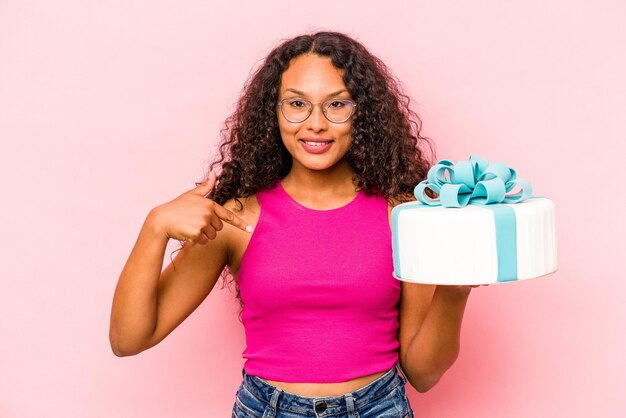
[305,103,329,132]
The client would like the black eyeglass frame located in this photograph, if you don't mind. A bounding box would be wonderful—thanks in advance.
[277,98,357,124]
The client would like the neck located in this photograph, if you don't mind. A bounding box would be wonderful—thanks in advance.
[281,159,357,195]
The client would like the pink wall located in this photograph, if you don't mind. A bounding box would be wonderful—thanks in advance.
[1,1,624,417]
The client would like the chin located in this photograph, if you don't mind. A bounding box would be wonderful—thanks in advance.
[301,162,336,171]
[303,159,349,172]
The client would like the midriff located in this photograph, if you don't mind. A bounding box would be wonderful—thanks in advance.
[259,370,388,397]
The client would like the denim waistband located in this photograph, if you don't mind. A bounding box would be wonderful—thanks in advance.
[240,362,408,416]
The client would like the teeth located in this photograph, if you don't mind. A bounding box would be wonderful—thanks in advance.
[303,141,328,147]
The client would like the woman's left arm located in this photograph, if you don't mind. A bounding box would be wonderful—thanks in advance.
[398,284,474,393]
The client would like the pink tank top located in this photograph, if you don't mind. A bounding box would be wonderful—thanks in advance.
[237,180,401,383]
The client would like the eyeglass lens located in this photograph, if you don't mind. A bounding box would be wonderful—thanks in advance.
[281,99,354,123]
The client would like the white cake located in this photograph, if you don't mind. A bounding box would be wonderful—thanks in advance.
[391,156,558,285]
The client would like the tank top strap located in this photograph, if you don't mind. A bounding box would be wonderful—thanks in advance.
[254,181,281,209]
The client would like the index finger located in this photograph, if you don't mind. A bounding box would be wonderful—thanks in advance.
[212,203,254,233]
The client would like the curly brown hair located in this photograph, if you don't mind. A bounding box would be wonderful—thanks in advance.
[173,31,435,319]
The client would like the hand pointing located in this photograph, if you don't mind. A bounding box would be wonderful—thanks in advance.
[151,170,253,245]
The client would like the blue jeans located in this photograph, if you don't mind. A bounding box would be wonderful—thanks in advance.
[232,362,415,418]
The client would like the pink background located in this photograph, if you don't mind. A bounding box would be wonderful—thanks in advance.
[1,1,624,417]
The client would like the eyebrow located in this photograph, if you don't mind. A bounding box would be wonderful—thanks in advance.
[283,88,349,97]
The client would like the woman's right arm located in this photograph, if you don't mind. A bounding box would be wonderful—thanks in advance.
[108,172,252,356]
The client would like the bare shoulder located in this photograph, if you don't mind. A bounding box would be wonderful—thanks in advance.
[219,194,261,270]
[219,194,261,243]
[222,194,260,217]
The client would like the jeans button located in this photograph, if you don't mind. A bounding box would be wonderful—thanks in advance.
[315,401,327,413]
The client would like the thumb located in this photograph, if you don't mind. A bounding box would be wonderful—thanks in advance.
[192,170,217,196]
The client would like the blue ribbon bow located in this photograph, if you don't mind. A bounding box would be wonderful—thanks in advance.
[413,155,533,207]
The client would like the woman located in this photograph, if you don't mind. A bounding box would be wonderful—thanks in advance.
[109,31,475,418]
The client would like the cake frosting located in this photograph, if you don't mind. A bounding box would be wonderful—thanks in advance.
[391,156,557,285]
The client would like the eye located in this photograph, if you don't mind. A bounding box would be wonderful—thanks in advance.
[329,100,346,108]
[287,99,306,108]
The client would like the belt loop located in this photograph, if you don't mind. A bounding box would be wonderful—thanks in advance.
[263,387,282,418]
[344,392,356,417]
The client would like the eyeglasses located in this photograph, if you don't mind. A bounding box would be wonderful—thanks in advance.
[277,98,357,124]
